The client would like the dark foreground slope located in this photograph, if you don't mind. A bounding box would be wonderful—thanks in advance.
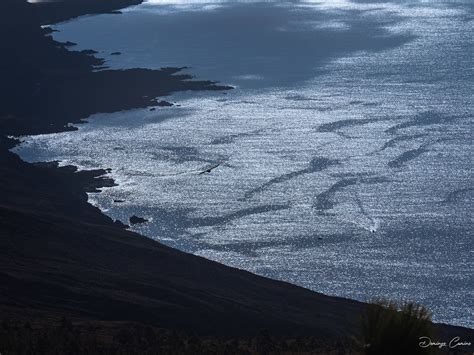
[0,0,472,353]
[0,201,363,337]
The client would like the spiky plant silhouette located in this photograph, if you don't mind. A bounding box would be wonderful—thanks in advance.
[360,299,436,355]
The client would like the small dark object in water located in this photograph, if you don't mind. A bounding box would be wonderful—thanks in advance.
[149,107,156,111]
[114,199,125,203]
[111,51,121,56]
[318,237,323,240]
[156,100,173,107]
[130,215,148,225]
[199,162,223,175]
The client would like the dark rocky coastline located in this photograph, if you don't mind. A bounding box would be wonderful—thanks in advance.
[0,0,472,353]
[33,0,143,25]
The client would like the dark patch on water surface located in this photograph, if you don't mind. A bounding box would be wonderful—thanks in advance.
[313,174,389,212]
[385,111,457,135]
[210,128,266,145]
[244,157,340,199]
[313,178,359,211]
[441,187,474,204]
[60,2,416,89]
[189,204,290,228]
[316,118,385,133]
[388,145,429,168]
[330,172,374,179]
[285,94,320,102]
[330,172,391,185]
[378,133,427,152]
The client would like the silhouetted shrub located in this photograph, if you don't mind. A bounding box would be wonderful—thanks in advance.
[360,299,435,355]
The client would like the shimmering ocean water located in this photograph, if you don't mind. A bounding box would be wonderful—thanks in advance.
[15,0,473,327]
